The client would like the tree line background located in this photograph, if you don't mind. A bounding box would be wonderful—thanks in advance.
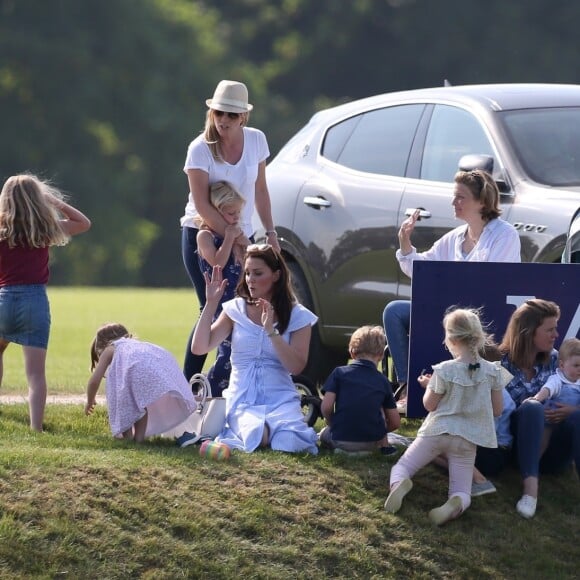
[1,0,579,286]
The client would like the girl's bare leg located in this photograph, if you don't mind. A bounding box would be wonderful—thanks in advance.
[122,428,134,439]
[0,339,10,388]
[133,411,148,443]
[23,345,47,431]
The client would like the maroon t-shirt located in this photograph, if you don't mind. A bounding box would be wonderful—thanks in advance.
[0,240,49,286]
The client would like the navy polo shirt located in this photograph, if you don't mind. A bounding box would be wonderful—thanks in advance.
[322,359,396,442]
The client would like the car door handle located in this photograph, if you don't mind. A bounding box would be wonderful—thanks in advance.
[405,207,432,220]
[303,196,332,209]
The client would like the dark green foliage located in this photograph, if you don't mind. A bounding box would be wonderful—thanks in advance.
[1,0,580,285]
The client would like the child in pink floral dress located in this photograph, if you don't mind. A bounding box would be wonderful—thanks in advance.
[86,323,197,442]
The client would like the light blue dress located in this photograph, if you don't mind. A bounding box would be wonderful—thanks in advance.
[216,298,319,454]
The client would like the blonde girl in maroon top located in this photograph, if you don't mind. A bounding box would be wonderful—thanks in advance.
[0,174,90,431]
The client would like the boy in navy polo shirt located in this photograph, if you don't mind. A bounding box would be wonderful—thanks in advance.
[319,325,401,455]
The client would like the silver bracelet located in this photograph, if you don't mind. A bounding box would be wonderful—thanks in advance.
[265,230,277,237]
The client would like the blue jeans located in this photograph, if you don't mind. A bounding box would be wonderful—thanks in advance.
[512,400,580,478]
[474,446,512,478]
[181,226,207,380]
[0,285,50,348]
[382,300,410,384]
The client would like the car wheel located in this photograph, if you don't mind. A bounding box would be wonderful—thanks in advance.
[286,259,347,384]
[293,374,321,427]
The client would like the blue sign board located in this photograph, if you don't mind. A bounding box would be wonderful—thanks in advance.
[407,262,580,418]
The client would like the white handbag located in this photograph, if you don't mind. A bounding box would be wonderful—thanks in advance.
[164,374,226,442]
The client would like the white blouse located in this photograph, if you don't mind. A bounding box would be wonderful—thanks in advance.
[396,218,521,278]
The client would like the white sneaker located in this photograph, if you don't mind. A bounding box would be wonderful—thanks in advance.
[384,478,413,514]
[429,496,463,526]
[516,495,537,519]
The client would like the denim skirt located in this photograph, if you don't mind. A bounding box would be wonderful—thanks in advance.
[0,285,50,348]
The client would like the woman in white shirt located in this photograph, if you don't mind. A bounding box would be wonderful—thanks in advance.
[383,170,521,411]
[180,80,280,380]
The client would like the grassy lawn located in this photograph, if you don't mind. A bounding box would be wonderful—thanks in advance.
[1,406,579,579]
[1,288,579,578]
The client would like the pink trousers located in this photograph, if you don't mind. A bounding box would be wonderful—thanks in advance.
[390,434,476,510]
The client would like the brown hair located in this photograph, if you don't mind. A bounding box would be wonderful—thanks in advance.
[558,337,580,363]
[90,323,131,370]
[499,299,560,369]
[454,169,501,222]
[349,325,386,360]
[236,244,295,335]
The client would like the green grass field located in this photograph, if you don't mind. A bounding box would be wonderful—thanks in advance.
[1,288,579,578]
[1,404,579,578]
[1,287,214,394]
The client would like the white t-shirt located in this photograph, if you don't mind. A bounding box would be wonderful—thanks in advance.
[543,368,580,398]
[181,127,270,238]
[396,217,521,278]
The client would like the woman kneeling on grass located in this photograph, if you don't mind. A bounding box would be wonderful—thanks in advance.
[86,323,197,442]
[191,245,319,454]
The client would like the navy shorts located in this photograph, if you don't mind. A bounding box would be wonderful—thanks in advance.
[0,285,50,349]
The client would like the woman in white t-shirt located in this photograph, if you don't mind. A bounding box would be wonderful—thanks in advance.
[180,80,280,379]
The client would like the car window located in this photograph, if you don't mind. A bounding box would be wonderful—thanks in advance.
[323,105,424,176]
[501,107,580,186]
[421,105,494,182]
[321,116,360,162]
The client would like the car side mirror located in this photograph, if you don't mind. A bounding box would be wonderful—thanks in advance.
[458,154,512,195]
[458,154,494,174]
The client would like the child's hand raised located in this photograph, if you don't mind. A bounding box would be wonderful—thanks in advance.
[44,191,65,210]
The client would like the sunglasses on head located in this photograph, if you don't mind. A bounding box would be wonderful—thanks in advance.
[247,243,273,252]
[213,110,241,119]
[246,243,280,263]
[468,170,484,192]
